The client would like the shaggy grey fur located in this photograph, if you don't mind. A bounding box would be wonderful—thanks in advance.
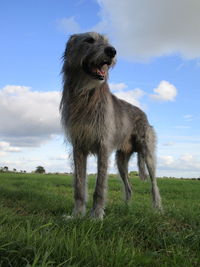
[60,32,162,219]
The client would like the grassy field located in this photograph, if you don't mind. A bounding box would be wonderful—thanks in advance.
[0,172,199,267]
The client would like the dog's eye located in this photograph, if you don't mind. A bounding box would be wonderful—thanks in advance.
[84,37,95,44]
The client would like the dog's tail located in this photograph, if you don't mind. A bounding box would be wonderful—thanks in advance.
[137,125,156,181]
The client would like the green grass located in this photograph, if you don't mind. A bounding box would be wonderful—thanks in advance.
[0,172,200,266]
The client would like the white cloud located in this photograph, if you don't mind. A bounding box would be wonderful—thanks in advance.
[0,152,6,157]
[159,155,175,165]
[56,17,81,34]
[114,90,143,107]
[109,83,127,91]
[0,141,21,152]
[150,81,177,101]
[158,153,200,176]
[97,0,200,60]
[0,160,23,168]
[111,84,145,107]
[179,153,193,162]
[0,85,61,147]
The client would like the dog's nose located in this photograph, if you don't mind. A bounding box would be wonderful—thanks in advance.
[104,46,117,58]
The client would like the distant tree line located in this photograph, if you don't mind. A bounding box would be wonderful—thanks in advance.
[1,166,200,179]
[0,165,47,174]
[0,166,27,173]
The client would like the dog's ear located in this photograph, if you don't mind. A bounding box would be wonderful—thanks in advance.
[63,34,78,60]
[69,34,77,42]
[66,34,77,48]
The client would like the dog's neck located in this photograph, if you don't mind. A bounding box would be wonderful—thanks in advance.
[66,71,110,97]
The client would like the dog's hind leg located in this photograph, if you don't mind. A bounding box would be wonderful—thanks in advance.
[91,146,109,219]
[142,127,162,210]
[137,152,148,181]
[144,151,162,210]
[73,148,87,216]
[116,150,132,202]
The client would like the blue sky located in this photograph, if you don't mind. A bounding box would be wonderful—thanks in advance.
[0,0,200,177]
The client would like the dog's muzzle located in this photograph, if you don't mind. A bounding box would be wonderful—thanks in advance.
[83,46,117,81]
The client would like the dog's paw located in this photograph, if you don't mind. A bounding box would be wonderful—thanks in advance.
[62,214,74,221]
[91,207,105,220]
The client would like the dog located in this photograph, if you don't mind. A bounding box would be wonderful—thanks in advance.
[60,32,162,219]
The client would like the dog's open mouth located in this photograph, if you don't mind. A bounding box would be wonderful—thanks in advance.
[83,61,110,80]
[91,63,109,80]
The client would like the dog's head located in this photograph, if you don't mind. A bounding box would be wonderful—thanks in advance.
[63,32,116,82]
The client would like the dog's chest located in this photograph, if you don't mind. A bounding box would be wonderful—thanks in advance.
[68,95,110,146]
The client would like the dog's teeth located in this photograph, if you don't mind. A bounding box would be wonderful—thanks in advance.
[96,70,104,76]
[98,64,108,76]
[97,69,105,75]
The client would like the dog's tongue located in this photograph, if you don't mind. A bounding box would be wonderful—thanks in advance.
[97,64,108,76]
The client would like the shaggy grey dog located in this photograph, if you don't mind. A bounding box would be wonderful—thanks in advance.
[60,32,162,219]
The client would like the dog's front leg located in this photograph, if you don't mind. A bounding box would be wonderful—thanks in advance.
[91,146,109,219]
[73,147,87,216]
